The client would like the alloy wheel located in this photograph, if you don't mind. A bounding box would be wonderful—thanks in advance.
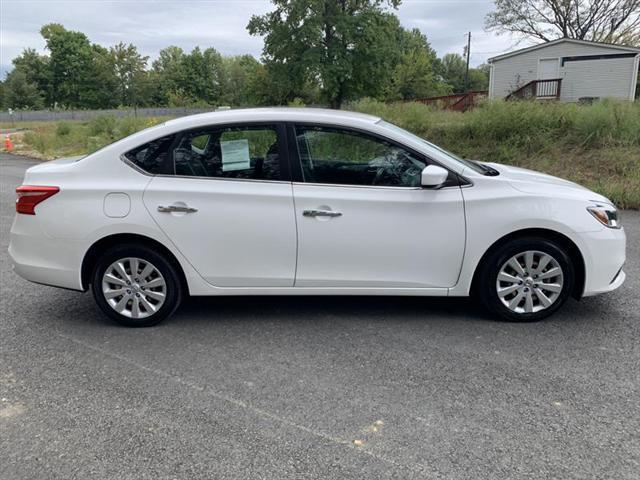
[496,250,564,314]
[102,257,167,319]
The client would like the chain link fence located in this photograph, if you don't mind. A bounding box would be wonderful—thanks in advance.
[0,107,216,123]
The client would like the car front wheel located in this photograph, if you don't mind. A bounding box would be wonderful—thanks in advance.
[477,238,575,322]
[91,245,182,327]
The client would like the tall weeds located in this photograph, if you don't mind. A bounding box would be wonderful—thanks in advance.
[350,99,640,208]
[351,98,640,154]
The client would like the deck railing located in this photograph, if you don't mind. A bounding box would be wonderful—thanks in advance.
[415,91,488,111]
[506,79,562,100]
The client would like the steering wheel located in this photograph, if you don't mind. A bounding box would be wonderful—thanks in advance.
[401,165,423,187]
[372,166,388,186]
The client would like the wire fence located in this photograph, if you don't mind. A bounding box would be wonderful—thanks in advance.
[0,107,215,123]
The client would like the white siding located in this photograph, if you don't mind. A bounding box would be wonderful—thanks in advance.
[562,58,635,101]
[489,42,639,101]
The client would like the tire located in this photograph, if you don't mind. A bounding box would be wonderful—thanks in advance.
[476,237,574,322]
[91,244,182,327]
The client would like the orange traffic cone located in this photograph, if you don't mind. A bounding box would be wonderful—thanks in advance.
[4,135,13,152]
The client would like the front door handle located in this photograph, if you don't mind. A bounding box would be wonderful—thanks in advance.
[303,209,342,218]
[157,205,198,213]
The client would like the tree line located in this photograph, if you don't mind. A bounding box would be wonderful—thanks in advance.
[0,2,490,111]
[5,0,633,111]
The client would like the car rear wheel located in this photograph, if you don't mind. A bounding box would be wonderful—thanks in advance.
[477,238,575,322]
[91,245,182,327]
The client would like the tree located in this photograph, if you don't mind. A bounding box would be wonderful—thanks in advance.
[468,63,490,91]
[389,28,451,99]
[241,61,317,106]
[440,53,467,92]
[11,49,51,105]
[152,46,224,106]
[486,0,640,46]
[110,42,149,106]
[88,44,120,109]
[220,55,266,106]
[152,46,188,104]
[437,53,490,92]
[9,27,120,109]
[248,0,402,108]
[3,70,44,109]
[39,23,119,108]
[40,23,93,107]
[182,47,224,104]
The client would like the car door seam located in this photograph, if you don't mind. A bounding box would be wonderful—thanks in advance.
[291,182,301,287]
[450,185,469,295]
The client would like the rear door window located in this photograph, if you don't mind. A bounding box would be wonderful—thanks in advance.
[173,125,283,181]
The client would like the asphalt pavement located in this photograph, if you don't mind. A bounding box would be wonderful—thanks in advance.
[1,153,639,479]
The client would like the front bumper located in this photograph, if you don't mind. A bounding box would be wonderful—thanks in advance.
[605,268,626,293]
[578,226,626,297]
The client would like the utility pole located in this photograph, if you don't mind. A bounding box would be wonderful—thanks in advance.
[464,31,471,93]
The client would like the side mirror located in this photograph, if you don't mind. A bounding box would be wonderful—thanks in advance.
[421,165,449,188]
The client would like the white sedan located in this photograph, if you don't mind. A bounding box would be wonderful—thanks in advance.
[9,108,626,326]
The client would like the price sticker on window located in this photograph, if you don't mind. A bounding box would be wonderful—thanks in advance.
[221,139,250,171]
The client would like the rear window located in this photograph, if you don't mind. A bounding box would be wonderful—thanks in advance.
[124,135,174,174]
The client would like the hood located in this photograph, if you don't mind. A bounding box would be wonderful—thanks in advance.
[484,162,612,205]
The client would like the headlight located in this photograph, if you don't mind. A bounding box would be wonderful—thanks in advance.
[587,204,621,229]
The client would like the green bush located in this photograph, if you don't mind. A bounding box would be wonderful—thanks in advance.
[351,98,640,155]
[88,115,117,137]
[116,116,148,139]
[86,135,109,153]
[24,131,51,154]
[572,99,640,148]
[55,121,72,136]
[288,98,306,107]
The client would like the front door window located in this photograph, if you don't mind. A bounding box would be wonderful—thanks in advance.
[295,126,428,187]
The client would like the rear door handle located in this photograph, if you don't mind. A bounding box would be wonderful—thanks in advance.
[157,205,198,213]
[303,209,342,218]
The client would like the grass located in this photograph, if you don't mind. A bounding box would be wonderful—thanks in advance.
[3,116,168,160]
[350,98,640,209]
[3,100,639,208]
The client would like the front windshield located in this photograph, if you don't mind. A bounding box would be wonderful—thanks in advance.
[377,120,486,174]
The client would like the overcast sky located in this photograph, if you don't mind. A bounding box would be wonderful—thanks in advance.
[0,0,534,78]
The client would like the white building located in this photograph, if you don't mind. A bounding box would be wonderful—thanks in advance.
[488,39,640,102]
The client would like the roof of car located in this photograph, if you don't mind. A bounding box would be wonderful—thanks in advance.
[163,107,381,129]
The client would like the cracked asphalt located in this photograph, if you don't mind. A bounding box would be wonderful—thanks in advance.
[1,154,639,479]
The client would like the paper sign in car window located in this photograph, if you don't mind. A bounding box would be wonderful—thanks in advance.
[221,139,250,171]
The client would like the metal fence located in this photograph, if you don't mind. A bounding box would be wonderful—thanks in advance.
[0,107,215,123]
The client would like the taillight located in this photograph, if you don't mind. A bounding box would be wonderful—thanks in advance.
[16,185,60,215]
